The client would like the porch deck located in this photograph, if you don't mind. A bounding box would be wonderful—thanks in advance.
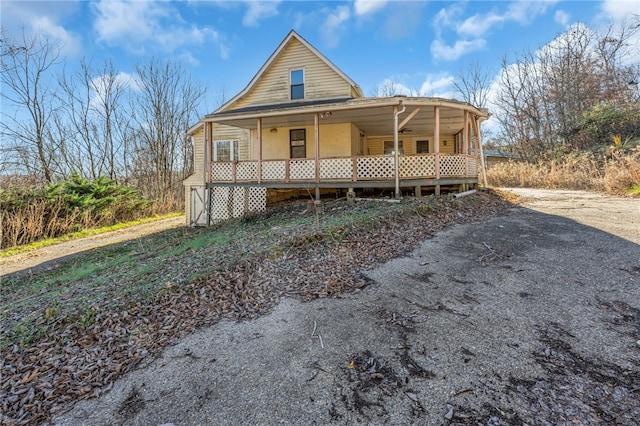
[209,153,478,188]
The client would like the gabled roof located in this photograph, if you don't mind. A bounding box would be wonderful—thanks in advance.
[215,30,363,113]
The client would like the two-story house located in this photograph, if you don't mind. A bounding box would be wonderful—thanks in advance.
[184,30,488,226]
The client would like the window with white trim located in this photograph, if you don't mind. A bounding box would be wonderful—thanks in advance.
[290,69,304,100]
[214,140,238,161]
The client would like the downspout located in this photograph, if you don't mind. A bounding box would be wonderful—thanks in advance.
[393,100,406,199]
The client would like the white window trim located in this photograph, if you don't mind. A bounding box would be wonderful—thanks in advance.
[290,68,305,100]
[213,140,238,161]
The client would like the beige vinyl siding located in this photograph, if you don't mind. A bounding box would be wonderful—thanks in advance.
[439,135,456,154]
[366,138,383,155]
[248,123,354,160]
[231,38,353,110]
[183,126,205,225]
[184,127,205,185]
[318,123,352,157]
[351,124,361,156]
[365,135,457,155]
[212,124,251,160]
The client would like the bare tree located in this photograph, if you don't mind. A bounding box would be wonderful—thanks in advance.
[58,58,131,180]
[371,79,414,97]
[0,30,63,182]
[129,57,205,204]
[453,61,493,108]
[494,21,640,160]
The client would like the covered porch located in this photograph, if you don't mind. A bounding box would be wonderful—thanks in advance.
[203,96,488,197]
[192,96,489,225]
[210,153,477,190]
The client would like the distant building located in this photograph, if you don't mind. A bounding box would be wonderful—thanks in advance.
[483,150,522,168]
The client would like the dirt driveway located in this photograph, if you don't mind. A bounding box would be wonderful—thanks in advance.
[53,189,640,425]
[1,216,184,276]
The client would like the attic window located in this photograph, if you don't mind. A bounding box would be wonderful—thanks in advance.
[290,69,304,100]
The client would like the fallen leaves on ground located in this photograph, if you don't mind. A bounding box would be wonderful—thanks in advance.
[0,191,512,425]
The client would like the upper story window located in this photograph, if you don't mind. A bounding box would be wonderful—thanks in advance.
[290,69,304,100]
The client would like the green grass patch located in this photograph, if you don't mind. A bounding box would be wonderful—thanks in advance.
[626,184,640,196]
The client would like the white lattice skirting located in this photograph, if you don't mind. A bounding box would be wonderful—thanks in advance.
[209,187,267,224]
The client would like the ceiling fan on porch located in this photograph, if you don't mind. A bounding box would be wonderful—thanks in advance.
[399,128,413,134]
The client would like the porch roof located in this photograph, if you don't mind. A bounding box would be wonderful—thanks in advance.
[204,96,488,137]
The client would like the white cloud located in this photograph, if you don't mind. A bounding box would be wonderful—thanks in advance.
[242,1,281,27]
[29,15,82,57]
[433,4,464,38]
[88,71,139,110]
[431,38,486,61]
[92,71,139,94]
[92,0,227,57]
[600,0,640,21]
[419,74,456,98]
[457,13,504,38]
[554,10,570,26]
[353,0,388,17]
[320,6,351,48]
[505,1,557,24]
[596,0,640,66]
[1,1,82,57]
[457,1,557,38]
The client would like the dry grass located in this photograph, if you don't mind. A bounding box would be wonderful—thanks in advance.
[604,150,640,194]
[486,149,640,195]
[1,192,514,425]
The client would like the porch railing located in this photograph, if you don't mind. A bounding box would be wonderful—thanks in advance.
[210,154,477,183]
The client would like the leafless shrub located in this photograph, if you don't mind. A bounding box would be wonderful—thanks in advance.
[487,150,639,195]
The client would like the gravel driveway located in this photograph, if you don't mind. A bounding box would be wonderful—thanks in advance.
[53,189,640,425]
[1,216,184,276]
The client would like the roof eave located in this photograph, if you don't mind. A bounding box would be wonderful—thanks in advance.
[205,96,487,123]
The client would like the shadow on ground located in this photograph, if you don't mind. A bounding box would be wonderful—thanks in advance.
[52,204,640,425]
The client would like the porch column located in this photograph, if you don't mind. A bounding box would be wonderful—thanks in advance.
[314,112,320,201]
[434,106,441,195]
[205,122,211,185]
[462,110,470,190]
[205,122,213,226]
[463,110,469,155]
[393,101,405,199]
[257,118,262,184]
[472,115,488,188]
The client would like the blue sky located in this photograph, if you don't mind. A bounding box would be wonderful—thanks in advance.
[2,0,639,117]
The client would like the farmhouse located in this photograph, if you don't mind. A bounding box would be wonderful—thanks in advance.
[184,30,489,226]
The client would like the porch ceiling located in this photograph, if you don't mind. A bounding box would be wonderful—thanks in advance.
[210,98,477,137]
